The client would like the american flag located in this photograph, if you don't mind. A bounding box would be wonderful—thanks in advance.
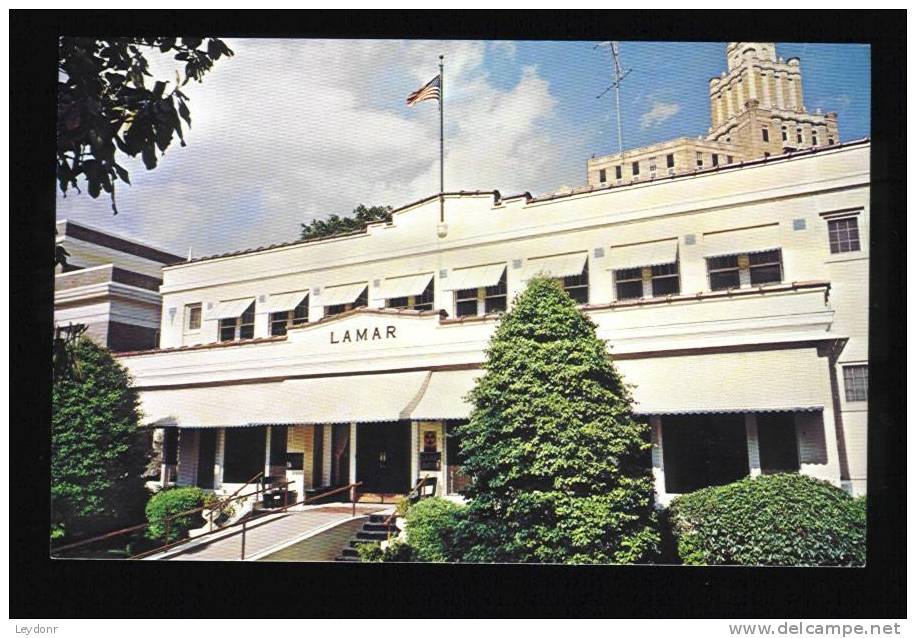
[406,75,440,106]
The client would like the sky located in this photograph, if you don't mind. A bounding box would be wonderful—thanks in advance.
[56,40,871,258]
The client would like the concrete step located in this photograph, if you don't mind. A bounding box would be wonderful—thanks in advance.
[356,530,390,541]
[363,523,396,533]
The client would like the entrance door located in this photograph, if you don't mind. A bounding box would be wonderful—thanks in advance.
[357,421,411,494]
[197,429,217,489]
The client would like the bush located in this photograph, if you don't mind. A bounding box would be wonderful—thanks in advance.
[454,277,659,563]
[145,487,209,542]
[668,473,866,566]
[404,497,466,562]
[357,540,414,563]
[52,336,150,542]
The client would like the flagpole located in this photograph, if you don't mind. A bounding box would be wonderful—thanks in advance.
[439,54,444,224]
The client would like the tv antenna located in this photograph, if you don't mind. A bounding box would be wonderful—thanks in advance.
[595,41,632,156]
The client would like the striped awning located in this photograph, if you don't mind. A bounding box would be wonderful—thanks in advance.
[703,224,781,258]
[373,273,433,300]
[409,369,481,420]
[607,239,679,271]
[205,298,255,321]
[253,371,432,424]
[264,291,308,313]
[139,383,284,428]
[320,283,367,307]
[617,348,825,415]
[520,252,588,281]
[441,264,506,292]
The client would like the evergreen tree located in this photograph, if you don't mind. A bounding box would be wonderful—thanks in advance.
[51,337,149,542]
[454,277,659,563]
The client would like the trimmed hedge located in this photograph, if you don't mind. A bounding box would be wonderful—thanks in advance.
[404,497,466,562]
[357,540,414,563]
[668,473,866,566]
[145,487,209,542]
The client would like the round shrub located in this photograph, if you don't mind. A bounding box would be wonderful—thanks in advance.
[357,540,414,563]
[145,487,208,542]
[668,473,865,566]
[404,497,466,562]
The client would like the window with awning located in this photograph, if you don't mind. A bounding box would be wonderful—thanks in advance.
[375,273,435,311]
[206,299,255,342]
[322,282,368,316]
[607,240,680,300]
[267,292,310,336]
[702,224,780,258]
[206,298,256,321]
[521,252,589,304]
[444,264,508,317]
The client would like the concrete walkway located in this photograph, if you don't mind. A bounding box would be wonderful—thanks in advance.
[162,504,390,561]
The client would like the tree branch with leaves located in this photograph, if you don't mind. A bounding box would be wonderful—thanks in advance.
[56,37,234,222]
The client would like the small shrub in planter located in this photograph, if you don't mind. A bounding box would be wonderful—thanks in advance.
[145,487,208,542]
[668,473,866,566]
[404,497,466,562]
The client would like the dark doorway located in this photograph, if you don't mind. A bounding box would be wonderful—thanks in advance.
[330,424,351,486]
[223,427,266,483]
[758,413,800,473]
[357,421,411,494]
[197,429,217,489]
[662,414,749,494]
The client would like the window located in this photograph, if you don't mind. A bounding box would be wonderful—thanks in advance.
[761,127,769,142]
[614,267,643,301]
[706,249,782,290]
[455,287,478,317]
[386,280,434,312]
[598,168,607,183]
[712,153,719,167]
[811,130,818,145]
[614,262,680,300]
[663,414,749,493]
[270,297,309,336]
[748,249,783,285]
[796,127,803,144]
[828,137,835,145]
[666,154,675,168]
[707,254,741,290]
[695,151,703,168]
[484,270,508,314]
[649,156,657,177]
[219,302,255,342]
[615,165,622,180]
[326,287,368,316]
[561,261,589,304]
[843,365,868,402]
[726,155,734,164]
[184,303,202,332]
[631,161,640,176]
[455,269,507,317]
[651,262,680,296]
[828,217,861,254]
[781,125,788,142]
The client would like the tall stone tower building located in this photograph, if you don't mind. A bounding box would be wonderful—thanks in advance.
[586,42,842,187]
[707,42,840,158]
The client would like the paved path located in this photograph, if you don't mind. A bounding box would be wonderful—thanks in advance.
[164,504,389,561]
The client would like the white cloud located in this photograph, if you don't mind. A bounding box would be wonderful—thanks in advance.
[55,39,567,257]
[639,100,681,129]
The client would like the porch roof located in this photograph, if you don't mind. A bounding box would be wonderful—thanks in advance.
[409,369,481,420]
[139,382,284,428]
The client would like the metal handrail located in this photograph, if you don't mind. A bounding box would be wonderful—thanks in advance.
[51,475,287,557]
[384,476,429,541]
[129,479,296,560]
[132,480,363,560]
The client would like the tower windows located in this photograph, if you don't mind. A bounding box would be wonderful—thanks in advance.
[599,168,607,183]
[631,161,640,176]
[761,127,769,142]
[781,125,788,142]
[615,165,622,180]
[712,153,719,167]
[696,152,703,168]
[812,130,818,146]
[796,127,803,144]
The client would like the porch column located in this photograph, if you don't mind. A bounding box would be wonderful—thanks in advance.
[745,413,762,477]
[349,423,357,484]
[215,428,226,490]
[263,426,272,478]
[410,420,419,488]
[322,425,332,486]
[649,416,667,505]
